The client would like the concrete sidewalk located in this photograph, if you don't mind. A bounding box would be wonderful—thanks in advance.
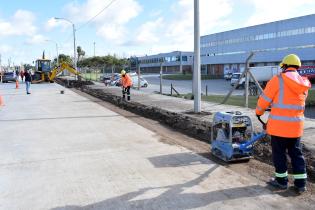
[0,83,312,209]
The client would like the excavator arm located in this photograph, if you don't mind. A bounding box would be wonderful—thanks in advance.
[49,63,80,81]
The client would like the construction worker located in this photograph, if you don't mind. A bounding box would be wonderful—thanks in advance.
[24,69,32,94]
[120,70,133,101]
[255,54,311,193]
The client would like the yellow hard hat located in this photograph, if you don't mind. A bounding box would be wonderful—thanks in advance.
[280,54,301,68]
[121,70,126,75]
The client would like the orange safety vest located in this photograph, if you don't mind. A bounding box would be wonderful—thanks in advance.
[121,74,133,88]
[256,68,311,138]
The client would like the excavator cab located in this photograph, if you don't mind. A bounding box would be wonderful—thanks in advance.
[36,59,51,72]
[33,52,52,83]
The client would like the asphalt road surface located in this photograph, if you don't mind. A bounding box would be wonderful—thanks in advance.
[141,74,315,95]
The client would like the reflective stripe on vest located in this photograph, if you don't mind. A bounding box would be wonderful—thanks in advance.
[293,173,307,179]
[260,93,272,103]
[271,75,305,110]
[256,106,264,112]
[269,114,304,122]
[275,171,288,178]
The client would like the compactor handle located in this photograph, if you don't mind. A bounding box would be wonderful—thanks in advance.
[257,115,267,130]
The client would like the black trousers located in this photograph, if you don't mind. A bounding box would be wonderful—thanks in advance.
[271,135,306,188]
[122,86,131,100]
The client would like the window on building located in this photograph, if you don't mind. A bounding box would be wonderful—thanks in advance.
[182,56,188,61]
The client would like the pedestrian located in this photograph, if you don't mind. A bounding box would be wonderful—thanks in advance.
[15,69,19,81]
[120,70,133,101]
[24,69,32,94]
[20,70,24,82]
[255,54,311,193]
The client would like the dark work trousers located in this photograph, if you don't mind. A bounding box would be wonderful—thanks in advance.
[271,135,306,188]
[122,86,131,101]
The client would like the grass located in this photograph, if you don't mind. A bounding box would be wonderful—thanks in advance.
[162,74,222,80]
[81,73,100,81]
[307,89,315,106]
[176,89,315,108]
[179,93,258,108]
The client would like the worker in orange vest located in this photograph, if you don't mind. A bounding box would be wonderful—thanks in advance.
[120,70,133,101]
[256,54,311,193]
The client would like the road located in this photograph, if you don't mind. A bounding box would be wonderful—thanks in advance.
[0,82,313,209]
[141,74,244,95]
[140,74,315,95]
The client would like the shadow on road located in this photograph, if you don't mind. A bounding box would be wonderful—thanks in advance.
[51,152,280,210]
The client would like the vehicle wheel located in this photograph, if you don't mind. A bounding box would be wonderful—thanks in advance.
[143,83,148,88]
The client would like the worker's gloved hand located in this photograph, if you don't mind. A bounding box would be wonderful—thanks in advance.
[262,123,267,130]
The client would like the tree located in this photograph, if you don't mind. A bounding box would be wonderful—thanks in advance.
[77,54,128,72]
[77,46,86,62]
[23,64,33,70]
[52,54,72,67]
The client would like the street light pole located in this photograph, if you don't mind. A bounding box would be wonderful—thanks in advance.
[54,17,77,70]
[72,23,77,70]
[193,0,201,113]
[93,42,96,57]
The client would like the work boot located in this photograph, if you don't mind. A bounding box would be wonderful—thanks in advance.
[267,178,288,190]
[127,96,130,101]
[294,186,307,194]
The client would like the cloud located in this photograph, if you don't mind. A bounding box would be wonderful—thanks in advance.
[0,44,13,53]
[25,34,47,45]
[45,17,70,31]
[127,0,233,53]
[245,0,315,26]
[0,10,37,37]
[64,0,142,42]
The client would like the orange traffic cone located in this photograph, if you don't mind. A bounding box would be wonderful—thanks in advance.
[0,95,4,107]
[16,80,19,89]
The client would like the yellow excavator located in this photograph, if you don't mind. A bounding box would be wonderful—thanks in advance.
[32,53,80,83]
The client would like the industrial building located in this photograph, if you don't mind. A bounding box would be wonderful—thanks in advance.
[134,51,194,73]
[201,14,315,77]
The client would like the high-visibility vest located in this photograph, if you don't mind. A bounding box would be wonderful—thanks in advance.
[121,74,133,88]
[256,69,311,138]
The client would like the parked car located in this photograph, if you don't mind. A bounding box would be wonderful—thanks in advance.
[230,73,243,88]
[131,76,149,88]
[224,72,233,80]
[2,72,16,83]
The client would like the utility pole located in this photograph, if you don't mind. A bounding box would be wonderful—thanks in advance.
[160,61,163,94]
[193,0,201,113]
[93,42,96,57]
[54,17,77,71]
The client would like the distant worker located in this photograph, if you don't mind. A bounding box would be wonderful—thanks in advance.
[20,70,25,82]
[120,70,133,101]
[255,54,311,193]
[24,69,32,95]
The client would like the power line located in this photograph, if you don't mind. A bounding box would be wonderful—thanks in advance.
[76,0,117,31]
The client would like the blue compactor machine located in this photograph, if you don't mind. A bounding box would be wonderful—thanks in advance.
[211,111,266,162]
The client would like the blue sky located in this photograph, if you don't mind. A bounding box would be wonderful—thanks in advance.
[1,0,315,65]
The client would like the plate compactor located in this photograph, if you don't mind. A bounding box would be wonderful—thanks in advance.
[211,111,266,162]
